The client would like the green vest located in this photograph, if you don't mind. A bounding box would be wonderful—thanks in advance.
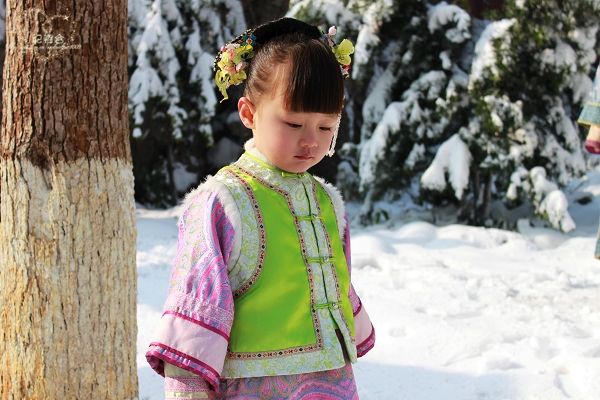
[216,152,356,377]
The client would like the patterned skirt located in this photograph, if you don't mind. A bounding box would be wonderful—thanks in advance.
[164,330,360,400]
[216,362,358,400]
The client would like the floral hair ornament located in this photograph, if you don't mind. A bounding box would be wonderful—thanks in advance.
[321,26,354,79]
[213,29,257,102]
[327,114,342,157]
[321,25,353,157]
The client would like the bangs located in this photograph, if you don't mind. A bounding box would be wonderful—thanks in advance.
[282,40,344,114]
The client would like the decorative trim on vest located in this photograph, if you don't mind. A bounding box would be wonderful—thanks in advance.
[209,149,357,377]
[221,167,267,299]
[226,163,324,359]
[308,176,355,348]
[306,178,343,310]
[212,169,265,295]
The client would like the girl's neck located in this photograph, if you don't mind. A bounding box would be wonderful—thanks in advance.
[244,137,273,165]
[242,138,308,176]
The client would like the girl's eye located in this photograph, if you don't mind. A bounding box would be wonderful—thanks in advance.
[286,123,302,129]
[320,127,332,131]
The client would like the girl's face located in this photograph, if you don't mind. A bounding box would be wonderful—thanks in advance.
[238,85,339,173]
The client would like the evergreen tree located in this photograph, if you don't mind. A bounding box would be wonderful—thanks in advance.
[322,0,598,231]
[439,0,600,230]
[128,0,245,206]
[350,1,473,224]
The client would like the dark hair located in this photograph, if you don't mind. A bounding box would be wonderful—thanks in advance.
[244,18,345,114]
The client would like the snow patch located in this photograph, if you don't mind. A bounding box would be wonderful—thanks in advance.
[421,134,471,199]
[427,1,471,44]
[469,19,515,88]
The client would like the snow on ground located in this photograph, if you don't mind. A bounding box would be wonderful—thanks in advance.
[136,169,600,400]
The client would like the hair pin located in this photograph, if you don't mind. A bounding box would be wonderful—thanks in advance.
[321,26,354,79]
[213,30,257,102]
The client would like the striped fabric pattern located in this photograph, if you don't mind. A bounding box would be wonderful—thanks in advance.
[165,374,213,399]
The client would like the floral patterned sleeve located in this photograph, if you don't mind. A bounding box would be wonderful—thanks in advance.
[342,214,376,357]
[146,187,237,395]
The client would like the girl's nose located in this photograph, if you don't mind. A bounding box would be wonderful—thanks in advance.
[299,129,318,148]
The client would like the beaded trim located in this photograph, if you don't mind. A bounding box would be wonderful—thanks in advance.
[310,177,356,340]
[223,167,267,299]
[310,179,341,303]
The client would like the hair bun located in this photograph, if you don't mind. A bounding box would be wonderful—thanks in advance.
[253,17,321,45]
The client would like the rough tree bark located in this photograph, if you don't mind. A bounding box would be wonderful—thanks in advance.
[0,2,137,399]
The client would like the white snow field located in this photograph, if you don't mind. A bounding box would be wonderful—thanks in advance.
[137,169,600,400]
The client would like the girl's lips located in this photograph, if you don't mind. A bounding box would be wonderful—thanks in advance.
[295,155,314,160]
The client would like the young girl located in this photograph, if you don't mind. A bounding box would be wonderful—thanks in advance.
[146,17,375,399]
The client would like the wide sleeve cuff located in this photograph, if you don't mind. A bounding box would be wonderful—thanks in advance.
[353,294,376,357]
[356,323,375,357]
[146,306,230,390]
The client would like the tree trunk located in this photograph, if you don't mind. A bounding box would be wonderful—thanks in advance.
[467,0,505,18]
[0,2,137,399]
[481,172,492,222]
[166,140,178,203]
[471,168,480,224]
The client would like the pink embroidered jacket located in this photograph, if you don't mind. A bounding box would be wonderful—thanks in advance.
[146,145,375,398]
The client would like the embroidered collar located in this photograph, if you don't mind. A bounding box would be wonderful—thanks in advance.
[241,138,309,178]
[235,138,312,191]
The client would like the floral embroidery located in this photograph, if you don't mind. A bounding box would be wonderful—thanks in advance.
[214,168,265,299]
[219,167,267,299]
[219,362,358,399]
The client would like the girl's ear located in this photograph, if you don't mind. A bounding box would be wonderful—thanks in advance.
[238,96,256,129]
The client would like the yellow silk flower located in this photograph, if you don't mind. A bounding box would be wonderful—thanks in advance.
[215,43,255,102]
[333,39,354,66]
